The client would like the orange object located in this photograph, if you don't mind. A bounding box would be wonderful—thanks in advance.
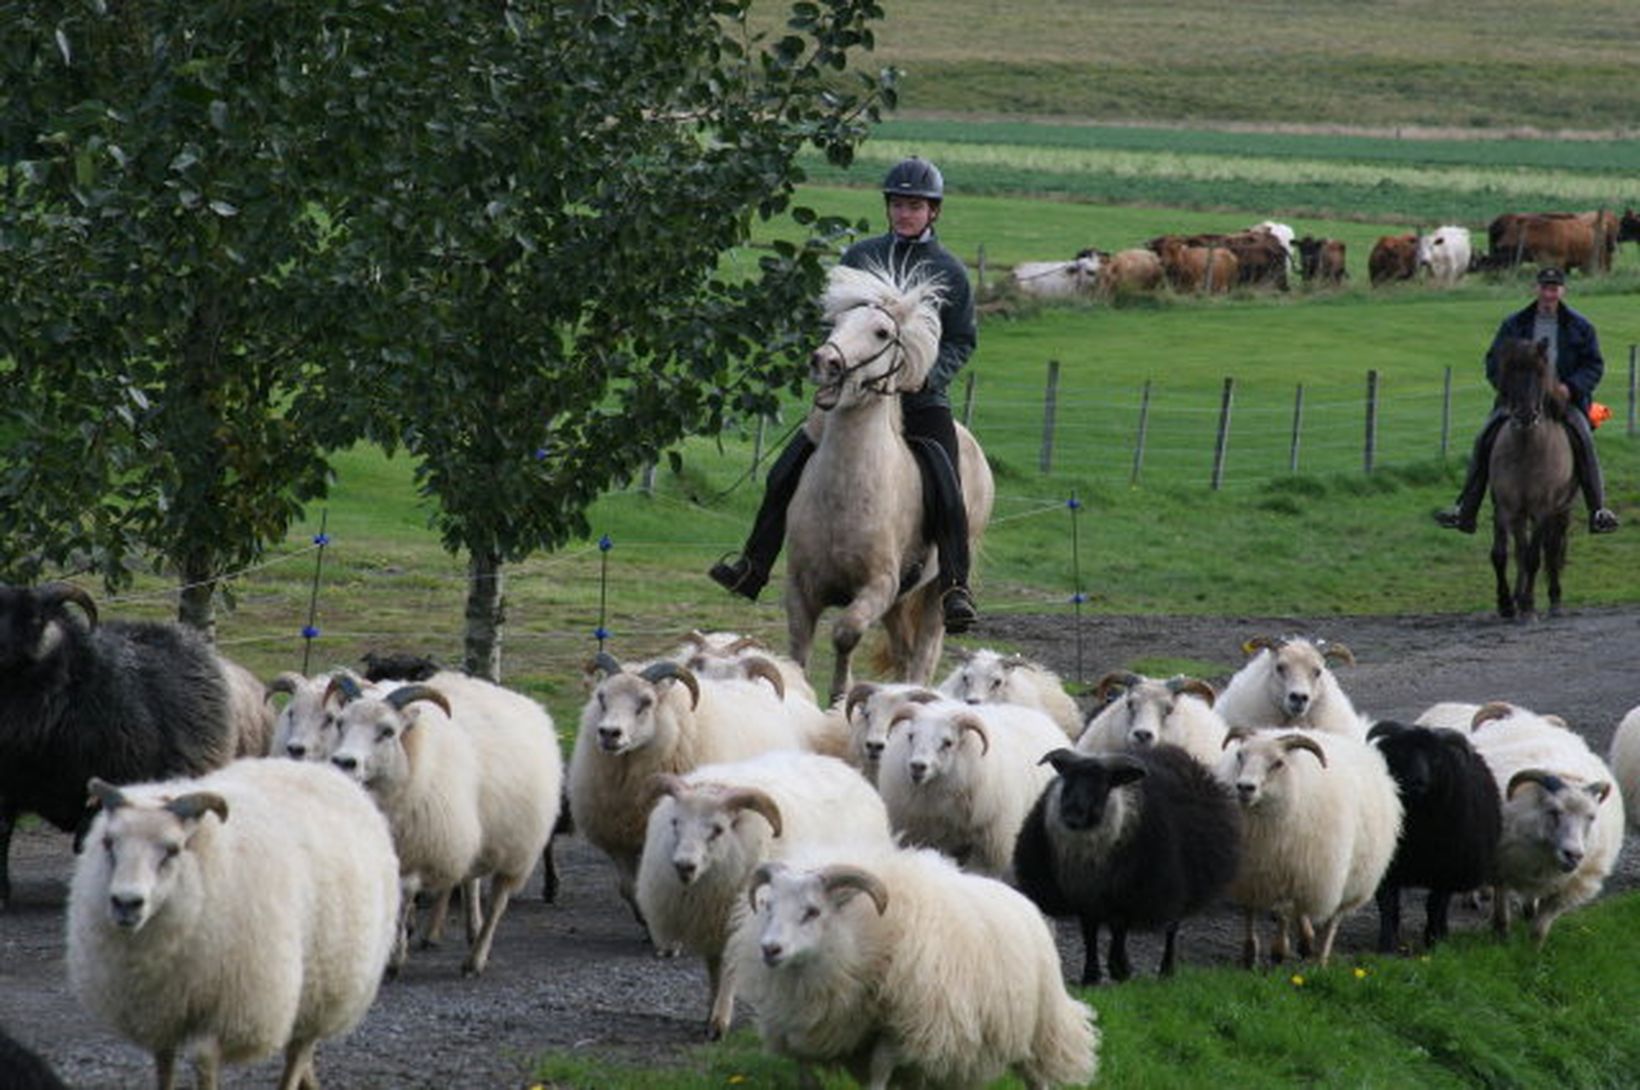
[1589,401,1612,429]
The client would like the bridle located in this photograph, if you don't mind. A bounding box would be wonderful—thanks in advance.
[815,302,907,404]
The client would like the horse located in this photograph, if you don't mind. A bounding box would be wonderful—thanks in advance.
[1488,338,1577,620]
[784,262,995,703]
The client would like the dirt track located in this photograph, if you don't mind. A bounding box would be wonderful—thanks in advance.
[3,607,1638,1089]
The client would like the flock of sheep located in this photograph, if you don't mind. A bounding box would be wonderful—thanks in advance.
[5,582,1640,1089]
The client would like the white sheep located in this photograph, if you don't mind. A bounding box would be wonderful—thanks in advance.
[937,647,1083,738]
[1076,670,1227,767]
[634,750,893,1040]
[265,669,375,761]
[668,631,851,760]
[877,698,1065,877]
[67,760,399,1090]
[729,845,1098,1089]
[1216,635,1369,739]
[1216,727,1403,967]
[568,652,808,926]
[841,681,941,783]
[1609,703,1640,830]
[1465,702,1624,943]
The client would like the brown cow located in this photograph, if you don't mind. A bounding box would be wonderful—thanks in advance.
[1295,236,1347,286]
[1147,230,1287,289]
[1618,208,1640,246]
[1486,211,1617,274]
[1154,238,1237,294]
[1368,234,1418,285]
[1098,248,1165,298]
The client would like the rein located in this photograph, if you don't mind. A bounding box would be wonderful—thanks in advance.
[816,302,907,402]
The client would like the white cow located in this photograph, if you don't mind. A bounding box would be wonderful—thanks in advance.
[1416,226,1471,286]
[1011,251,1102,299]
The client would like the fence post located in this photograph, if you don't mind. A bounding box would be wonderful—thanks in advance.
[962,371,977,429]
[1130,379,1152,486]
[1441,365,1453,459]
[1364,369,1379,474]
[1039,359,1060,474]
[1288,383,1305,473]
[976,244,987,295]
[1211,377,1234,491]
[1628,345,1637,438]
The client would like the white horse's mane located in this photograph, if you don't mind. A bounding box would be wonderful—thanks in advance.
[821,262,945,388]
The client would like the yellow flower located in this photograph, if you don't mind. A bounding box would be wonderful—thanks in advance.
[1354,967,1368,980]
[728,1077,747,1086]
[1290,974,1305,987]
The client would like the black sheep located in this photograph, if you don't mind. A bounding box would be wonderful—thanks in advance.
[0,1022,70,1090]
[1014,744,1242,984]
[1368,720,1503,953]
[0,583,237,908]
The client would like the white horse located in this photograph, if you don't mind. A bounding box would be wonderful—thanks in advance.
[785,263,995,703]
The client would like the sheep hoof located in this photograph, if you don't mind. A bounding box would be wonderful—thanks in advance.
[705,1022,725,1042]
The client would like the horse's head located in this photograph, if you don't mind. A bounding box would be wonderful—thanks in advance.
[809,263,943,411]
[1495,338,1560,429]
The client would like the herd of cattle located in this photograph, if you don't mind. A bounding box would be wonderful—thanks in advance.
[1009,208,1640,300]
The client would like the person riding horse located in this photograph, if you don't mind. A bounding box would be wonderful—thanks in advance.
[1434,266,1619,536]
[710,157,980,632]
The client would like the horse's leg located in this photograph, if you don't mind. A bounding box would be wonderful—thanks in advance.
[784,582,821,675]
[828,575,900,703]
[1516,519,1541,620]
[1490,515,1515,619]
[901,584,946,685]
[1545,513,1570,617]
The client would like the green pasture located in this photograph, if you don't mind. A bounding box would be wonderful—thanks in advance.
[529,892,1640,1088]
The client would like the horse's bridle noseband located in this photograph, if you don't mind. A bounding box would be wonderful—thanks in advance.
[815,302,907,404]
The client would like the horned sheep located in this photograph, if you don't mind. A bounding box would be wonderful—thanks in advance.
[1215,635,1369,739]
[841,681,941,784]
[1216,728,1403,967]
[669,630,849,759]
[729,846,1099,1090]
[0,582,273,910]
[937,647,1083,738]
[1607,703,1640,830]
[1076,671,1227,767]
[67,760,399,1090]
[1014,745,1242,984]
[877,698,1066,877]
[634,750,893,1040]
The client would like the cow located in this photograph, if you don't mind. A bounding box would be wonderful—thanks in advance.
[1153,238,1237,294]
[1010,250,1103,299]
[1097,248,1165,298]
[1618,208,1640,246]
[1486,211,1616,274]
[1147,231,1283,290]
[1295,236,1347,286]
[1416,225,1471,286]
[1368,234,1418,285]
[1251,220,1296,267]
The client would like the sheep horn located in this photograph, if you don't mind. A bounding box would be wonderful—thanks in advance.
[1094,671,1142,703]
[682,630,710,648]
[645,773,688,808]
[1241,635,1282,656]
[844,683,878,723]
[906,689,941,705]
[1222,725,1259,749]
[266,672,306,700]
[1471,702,1515,730]
[887,704,922,731]
[1319,641,1355,667]
[724,788,784,839]
[724,635,762,655]
[1166,676,1216,707]
[324,673,366,706]
[589,652,624,679]
[386,684,452,718]
[86,777,127,812]
[1001,654,1032,672]
[640,661,700,710]
[1506,768,1566,800]
[166,791,230,825]
[818,865,889,917]
[748,861,786,911]
[956,714,990,756]
[740,656,786,701]
[1280,733,1328,768]
[41,581,98,628]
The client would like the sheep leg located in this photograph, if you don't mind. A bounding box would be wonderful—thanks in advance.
[154,1048,178,1090]
[1295,913,1316,960]
[1315,916,1343,967]
[1108,922,1133,982]
[0,806,13,909]
[277,1038,319,1090]
[1158,921,1180,977]
[1490,884,1512,936]
[1078,915,1103,984]
[705,950,737,1040]
[193,1041,222,1090]
[421,887,453,948]
[1375,884,1402,953]
[1240,908,1260,969]
[463,876,484,946]
[388,891,417,976]
[864,1038,902,1090]
[1424,890,1453,948]
[540,839,559,904]
[463,874,519,977]
[1269,912,1290,964]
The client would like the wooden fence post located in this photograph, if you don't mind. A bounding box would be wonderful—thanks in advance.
[1211,377,1234,491]
[1288,383,1305,473]
[1131,379,1152,486]
[1441,365,1453,459]
[1628,345,1637,438]
[962,371,977,428]
[1364,369,1379,474]
[1039,359,1060,474]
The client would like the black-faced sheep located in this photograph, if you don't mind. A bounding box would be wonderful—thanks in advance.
[67,760,399,1090]
[729,846,1099,1089]
[1014,745,1242,984]
[1366,721,1502,953]
[1215,635,1368,739]
[0,582,269,909]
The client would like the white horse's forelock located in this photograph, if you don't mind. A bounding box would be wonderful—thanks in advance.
[822,262,944,390]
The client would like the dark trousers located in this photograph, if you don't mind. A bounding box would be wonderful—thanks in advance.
[1453,406,1608,518]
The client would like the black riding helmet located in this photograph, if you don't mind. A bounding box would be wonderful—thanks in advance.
[882,157,943,202]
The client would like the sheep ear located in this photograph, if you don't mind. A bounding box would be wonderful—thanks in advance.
[1039,747,1079,772]
[1587,781,1612,805]
[1365,720,1405,744]
[86,777,126,812]
[166,791,229,826]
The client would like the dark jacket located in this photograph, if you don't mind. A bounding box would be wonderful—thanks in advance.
[840,231,976,404]
[1486,301,1603,414]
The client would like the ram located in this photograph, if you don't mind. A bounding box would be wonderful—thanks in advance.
[0,582,271,910]
[669,631,849,759]
[635,750,893,1040]
[1215,635,1368,738]
[67,760,399,1090]
[1014,745,1241,984]
[1366,721,1502,952]
[877,698,1065,876]
[841,682,940,784]
[568,652,808,926]
[937,647,1082,738]
[729,846,1098,1090]
[266,669,374,761]
[1216,728,1403,967]
[1076,671,1226,768]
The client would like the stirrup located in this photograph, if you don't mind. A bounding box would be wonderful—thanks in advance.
[707,553,768,601]
[941,586,978,633]
[1432,506,1477,534]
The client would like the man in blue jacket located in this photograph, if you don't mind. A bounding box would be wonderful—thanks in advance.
[710,157,980,631]
[1434,266,1619,534]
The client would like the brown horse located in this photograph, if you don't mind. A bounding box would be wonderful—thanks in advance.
[1488,338,1577,620]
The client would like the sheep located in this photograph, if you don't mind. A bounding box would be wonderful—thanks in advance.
[1215,634,1369,739]
[1014,745,1242,984]
[1464,702,1624,944]
[877,697,1066,877]
[66,759,399,1090]
[634,750,894,1040]
[841,681,940,783]
[568,651,809,927]
[729,846,1099,1090]
[265,668,374,761]
[936,647,1083,738]
[1366,720,1502,952]
[1607,703,1640,830]
[0,582,269,910]
[669,630,850,759]
[1076,670,1227,767]
[1216,727,1403,967]
[0,1023,69,1090]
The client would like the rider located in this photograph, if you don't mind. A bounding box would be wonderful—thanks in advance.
[709,156,980,632]
[1434,265,1619,535]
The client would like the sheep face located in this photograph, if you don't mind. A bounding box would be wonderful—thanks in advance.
[0,586,59,671]
[847,686,937,772]
[583,674,675,755]
[659,787,773,887]
[89,794,223,932]
[942,650,1012,706]
[747,863,887,970]
[329,701,417,793]
[1218,735,1323,811]
[1507,777,1608,874]
[1265,642,1328,720]
[1107,681,1190,747]
[1369,724,1476,802]
[1046,751,1145,832]
[270,678,347,762]
[890,709,986,786]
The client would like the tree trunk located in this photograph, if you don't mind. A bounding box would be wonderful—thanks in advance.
[176,552,217,641]
[464,549,505,681]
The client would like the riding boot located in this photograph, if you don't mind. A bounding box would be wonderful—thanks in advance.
[708,432,816,600]
[908,436,977,632]
[1563,411,1620,533]
[1434,409,1507,533]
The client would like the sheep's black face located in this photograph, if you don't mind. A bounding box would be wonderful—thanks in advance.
[1056,771,1115,831]
[0,588,51,673]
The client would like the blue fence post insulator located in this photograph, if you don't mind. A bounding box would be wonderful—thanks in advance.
[300,511,332,675]
[596,535,614,653]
